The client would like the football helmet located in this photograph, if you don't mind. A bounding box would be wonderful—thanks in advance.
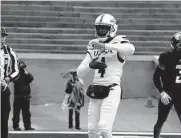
[170,32,181,50]
[94,13,118,41]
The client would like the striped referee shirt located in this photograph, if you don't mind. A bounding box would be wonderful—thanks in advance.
[0,43,19,81]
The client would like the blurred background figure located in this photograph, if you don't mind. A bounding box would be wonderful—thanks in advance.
[12,60,35,131]
[153,32,181,138]
[1,27,19,138]
[61,70,85,130]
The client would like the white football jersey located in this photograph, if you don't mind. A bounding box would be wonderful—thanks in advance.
[87,35,130,86]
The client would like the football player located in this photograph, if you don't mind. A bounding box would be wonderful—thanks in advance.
[153,32,181,138]
[77,14,135,138]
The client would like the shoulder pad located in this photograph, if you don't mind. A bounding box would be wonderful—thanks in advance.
[114,35,130,44]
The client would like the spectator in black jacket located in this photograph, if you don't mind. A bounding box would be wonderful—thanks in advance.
[12,60,35,131]
[153,32,181,138]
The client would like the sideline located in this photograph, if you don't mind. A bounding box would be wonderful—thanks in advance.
[9,131,181,135]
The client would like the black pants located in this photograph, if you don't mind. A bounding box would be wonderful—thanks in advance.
[12,97,31,129]
[154,88,181,138]
[68,107,80,129]
[1,87,11,138]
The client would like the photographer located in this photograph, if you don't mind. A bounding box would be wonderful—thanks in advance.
[12,60,35,131]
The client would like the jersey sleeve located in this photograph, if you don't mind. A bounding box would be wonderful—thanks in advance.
[153,66,164,93]
[113,35,130,44]
[105,35,135,56]
[77,53,92,78]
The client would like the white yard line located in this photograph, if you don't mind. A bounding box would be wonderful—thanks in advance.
[9,131,181,135]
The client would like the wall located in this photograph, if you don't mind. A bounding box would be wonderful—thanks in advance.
[9,58,158,105]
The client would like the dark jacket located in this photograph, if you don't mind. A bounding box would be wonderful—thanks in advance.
[153,49,181,94]
[14,70,34,98]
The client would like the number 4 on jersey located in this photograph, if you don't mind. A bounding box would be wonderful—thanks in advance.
[98,57,106,77]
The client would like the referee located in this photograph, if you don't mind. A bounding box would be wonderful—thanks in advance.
[1,27,19,138]
[153,32,181,138]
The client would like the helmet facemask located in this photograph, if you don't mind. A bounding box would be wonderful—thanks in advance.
[95,25,111,37]
[94,14,118,41]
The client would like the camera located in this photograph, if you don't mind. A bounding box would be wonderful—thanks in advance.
[18,61,27,72]
[18,61,26,68]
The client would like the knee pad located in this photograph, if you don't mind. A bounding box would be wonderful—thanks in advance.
[88,122,99,136]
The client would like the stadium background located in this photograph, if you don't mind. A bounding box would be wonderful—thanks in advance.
[1,0,181,137]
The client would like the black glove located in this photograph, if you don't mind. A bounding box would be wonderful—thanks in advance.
[89,60,107,70]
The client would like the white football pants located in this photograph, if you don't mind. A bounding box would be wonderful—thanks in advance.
[88,85,121,138]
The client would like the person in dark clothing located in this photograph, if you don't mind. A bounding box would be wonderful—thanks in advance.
[62,71,84,130]
[1,27,19,138]
[153,32,181,138]
[12,60,35,131]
